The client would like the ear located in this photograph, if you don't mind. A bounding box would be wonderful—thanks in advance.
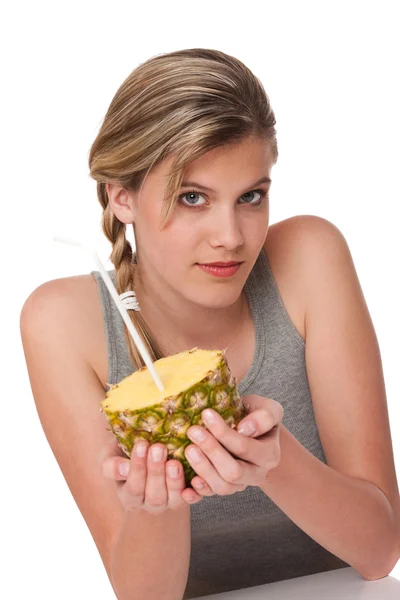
[106,183,137,223]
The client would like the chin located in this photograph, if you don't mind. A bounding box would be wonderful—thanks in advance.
[190,288,242,309]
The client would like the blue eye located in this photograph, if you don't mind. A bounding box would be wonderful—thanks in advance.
[179,191,207,207]
[239,190,265,204]
[179,189,267,208]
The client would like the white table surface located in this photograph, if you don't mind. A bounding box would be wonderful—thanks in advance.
[194,567,400,599]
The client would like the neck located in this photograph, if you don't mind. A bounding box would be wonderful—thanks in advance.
[133,266,247,355]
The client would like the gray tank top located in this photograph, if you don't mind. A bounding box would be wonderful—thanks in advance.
[91,248,349,599]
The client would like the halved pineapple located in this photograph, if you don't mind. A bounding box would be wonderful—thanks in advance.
[101,347,246,486]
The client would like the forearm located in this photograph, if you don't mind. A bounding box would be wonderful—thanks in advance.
[260,424,399,580]
[111,505,191,600]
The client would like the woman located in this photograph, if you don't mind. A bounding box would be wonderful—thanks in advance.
[20,48,400,599]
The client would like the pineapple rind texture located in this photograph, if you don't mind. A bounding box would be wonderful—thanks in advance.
[101,349,246,486]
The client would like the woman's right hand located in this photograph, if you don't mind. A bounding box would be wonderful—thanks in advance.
[100,438,204,514]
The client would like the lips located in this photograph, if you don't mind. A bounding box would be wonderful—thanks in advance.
[196,262,243,278]
[198,261,242,267]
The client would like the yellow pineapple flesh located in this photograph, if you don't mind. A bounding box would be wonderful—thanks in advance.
[100,348,246,486]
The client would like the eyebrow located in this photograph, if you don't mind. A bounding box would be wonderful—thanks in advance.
[180,176,272,193]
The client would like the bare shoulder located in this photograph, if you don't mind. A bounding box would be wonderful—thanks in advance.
[263,214,345,341]
[21,273,108,389]
[265,213,350,277]
[264,213,361,329]
[21,272,100,323]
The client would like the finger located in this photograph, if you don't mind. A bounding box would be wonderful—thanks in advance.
[189,476,215,497]
[237,409,280,438]
[101,455,131,481]
[198,410,263,468]
[181,487,205,504]
[119,440,149,509]
[145,444,168,510]
[242,395,284,426]
[184,443,239,495]
[99,436,127,469]
[165,459,189,509]
[100,436,132,482]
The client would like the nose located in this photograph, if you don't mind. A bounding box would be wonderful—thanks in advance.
[207,206,244,252]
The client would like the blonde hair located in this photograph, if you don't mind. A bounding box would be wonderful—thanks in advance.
[88,48,278,369]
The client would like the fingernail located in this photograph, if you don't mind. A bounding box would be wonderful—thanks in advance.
[167,464,179,478]
[118,462,130,477]
[238,420,256,436]
[187,447,202,463]
[135,442,147,457]
[202,409,215,424]
[188,427,206,442]
[152,446,164,462]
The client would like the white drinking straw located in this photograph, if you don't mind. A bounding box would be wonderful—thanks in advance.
[53,235,165,392]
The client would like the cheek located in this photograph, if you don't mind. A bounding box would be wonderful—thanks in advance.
[159,219,200,255]
[242,211,269,241]
[155,233,195,277]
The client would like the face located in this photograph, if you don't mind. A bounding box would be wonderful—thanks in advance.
[110,136,274,310]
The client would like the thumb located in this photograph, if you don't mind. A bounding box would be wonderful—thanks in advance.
[241,394,272,411]
[241,394,284,421]
[98,435,128,471]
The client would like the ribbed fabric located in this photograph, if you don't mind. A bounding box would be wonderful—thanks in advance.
[91,248,349,599]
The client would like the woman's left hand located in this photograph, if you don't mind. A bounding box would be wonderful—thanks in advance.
[181,395,284,500]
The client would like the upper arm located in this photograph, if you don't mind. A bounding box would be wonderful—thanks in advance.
[289,216,400,526]
[20,279,125,583]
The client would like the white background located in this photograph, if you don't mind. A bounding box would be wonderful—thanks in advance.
[2,1,399,597]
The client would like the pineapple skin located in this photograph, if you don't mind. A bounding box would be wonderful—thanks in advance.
[101,353,247,487]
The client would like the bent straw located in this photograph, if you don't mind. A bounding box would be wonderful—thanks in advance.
[52,236,165,392]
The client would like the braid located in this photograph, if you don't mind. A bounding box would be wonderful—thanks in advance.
[100,183,165,369]
[90,48,279,370]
